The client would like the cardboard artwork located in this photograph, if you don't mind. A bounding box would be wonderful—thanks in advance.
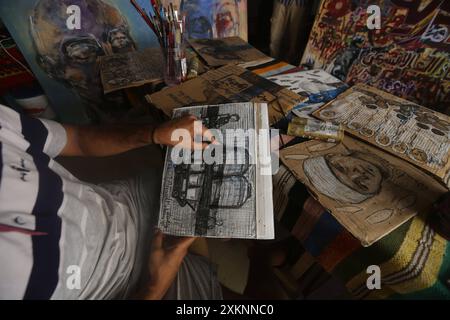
[146,64,305,124]
[161,0,248,40]
[188,37,268,67]
[313,84,450,188]
[99,48,164,94]
[268,69,348,119]
[280,137,448,246]
[301,0,450,114]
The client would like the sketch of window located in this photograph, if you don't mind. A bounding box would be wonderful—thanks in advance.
[158,102,274,239]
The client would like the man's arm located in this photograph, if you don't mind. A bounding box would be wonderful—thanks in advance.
[61,124,155,157]
[60,115,214,157]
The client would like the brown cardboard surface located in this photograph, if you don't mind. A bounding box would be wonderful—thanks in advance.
[186,47,209,79]
[99,48,163,94]
[280,136,448,246]
[146,64,305,125]
[313,84,450,188]
[188,37,269,67]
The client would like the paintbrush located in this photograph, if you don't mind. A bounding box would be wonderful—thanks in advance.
[130,0,155,31]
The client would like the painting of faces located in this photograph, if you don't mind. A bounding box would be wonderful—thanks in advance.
[301,0,450,115]
[0,0,160,123]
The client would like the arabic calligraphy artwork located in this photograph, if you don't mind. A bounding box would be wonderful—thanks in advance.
[301,0,450,115]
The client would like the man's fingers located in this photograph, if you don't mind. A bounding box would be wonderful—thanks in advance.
[192,141,210,150]
[151,229,164,250]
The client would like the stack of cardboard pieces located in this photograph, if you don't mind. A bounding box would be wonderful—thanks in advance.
[280,84,450,246]
[131,37,449,247]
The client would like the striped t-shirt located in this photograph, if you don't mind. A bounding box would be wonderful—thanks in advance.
[0,105,141,299]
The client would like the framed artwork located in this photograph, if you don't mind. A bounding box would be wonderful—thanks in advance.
[0,0,161,123]
[161,0,248,40]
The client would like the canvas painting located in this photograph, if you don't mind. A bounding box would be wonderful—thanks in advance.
[146,64,305,125]
[301,0,450,115]
[161,0,248,40]
[0,0,161,123]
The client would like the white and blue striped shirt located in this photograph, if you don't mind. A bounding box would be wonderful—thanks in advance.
[0,105,140,299]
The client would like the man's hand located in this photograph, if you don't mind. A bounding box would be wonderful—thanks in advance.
[153,115,217,149]
[140,230,196,300]
[61,115,216,157]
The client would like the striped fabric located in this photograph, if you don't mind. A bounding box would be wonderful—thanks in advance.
[0,104,141,299]
[0,105,66,299]
[246,59,298,78]
[273,165,450,299]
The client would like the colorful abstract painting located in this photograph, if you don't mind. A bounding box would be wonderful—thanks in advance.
[301,0,450,115]
[0,0,160,123]
[161,0,248,40]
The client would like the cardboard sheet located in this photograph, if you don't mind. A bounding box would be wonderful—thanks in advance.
[280,137,448,246]
[99,48,163,94]
[300,0,450,114]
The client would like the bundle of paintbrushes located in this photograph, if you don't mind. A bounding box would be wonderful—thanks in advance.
[130,0,187,85]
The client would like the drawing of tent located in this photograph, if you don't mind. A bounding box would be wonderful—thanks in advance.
[171,146,252,211]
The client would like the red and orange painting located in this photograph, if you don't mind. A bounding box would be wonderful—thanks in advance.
[302,0,450,115]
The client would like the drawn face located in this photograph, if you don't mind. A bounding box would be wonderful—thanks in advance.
[215,1,238,37]
[30,0,136,119]
[109,30,133,53]
[326,154,382,195]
